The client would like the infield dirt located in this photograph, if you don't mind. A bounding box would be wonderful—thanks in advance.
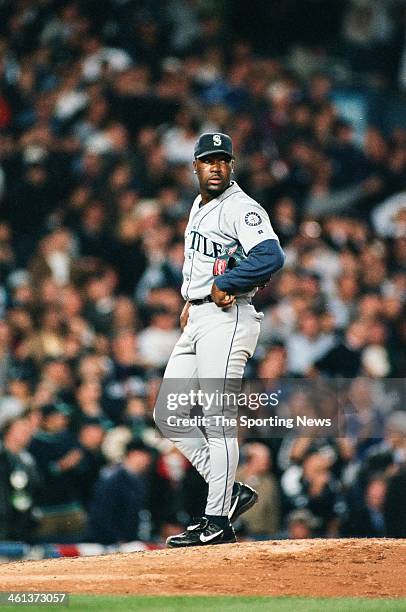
[0,539,405,598]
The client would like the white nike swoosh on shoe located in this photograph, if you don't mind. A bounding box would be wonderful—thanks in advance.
[199,529,223,543]
[228,495,239,519]
[187,523,202,531]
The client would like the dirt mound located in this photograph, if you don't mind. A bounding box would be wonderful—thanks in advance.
[0,539,405,598]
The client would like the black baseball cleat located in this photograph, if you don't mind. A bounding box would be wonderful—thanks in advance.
[228,481,259,522]
[166,517,236,548]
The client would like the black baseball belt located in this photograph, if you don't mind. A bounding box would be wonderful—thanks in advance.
[189,296,213,306]
[189,296,252,306]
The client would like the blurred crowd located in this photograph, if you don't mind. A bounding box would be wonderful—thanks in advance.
[0,0,405,545]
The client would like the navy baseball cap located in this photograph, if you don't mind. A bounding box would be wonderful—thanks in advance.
[194,133,234,159]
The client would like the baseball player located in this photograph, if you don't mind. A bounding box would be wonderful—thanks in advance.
[154,133,285,547]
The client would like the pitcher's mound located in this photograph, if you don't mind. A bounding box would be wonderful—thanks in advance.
[0,539,405,598]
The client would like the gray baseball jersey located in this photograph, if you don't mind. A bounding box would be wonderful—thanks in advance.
[155,180,280,518]
[181,181,278,300]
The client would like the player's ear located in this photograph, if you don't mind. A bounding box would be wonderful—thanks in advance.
[193,160,197,174]
[231,160,235,173]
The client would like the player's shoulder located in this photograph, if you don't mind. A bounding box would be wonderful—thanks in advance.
[223,183,265,212]
[223,183,269,224]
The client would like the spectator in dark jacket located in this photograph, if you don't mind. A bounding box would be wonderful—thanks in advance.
[87,439,153,544]
[5,162,56,267]
[281,451,346,536]
[341,476,387,537]
[385,467,406,538]
[75,418,108,510]
[314,319,368,377]
[359,411,406,484]
[28,403,85,541]
[0,417,41,542]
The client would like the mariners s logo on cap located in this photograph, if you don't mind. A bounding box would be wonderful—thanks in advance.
[194,133,234,159]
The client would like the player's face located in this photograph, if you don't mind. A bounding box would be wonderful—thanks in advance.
[194,153,233,198]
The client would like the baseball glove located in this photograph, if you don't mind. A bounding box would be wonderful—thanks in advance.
[213,245,245,276]
[213,245,269,292]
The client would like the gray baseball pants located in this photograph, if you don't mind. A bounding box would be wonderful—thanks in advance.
[154,298,262,516]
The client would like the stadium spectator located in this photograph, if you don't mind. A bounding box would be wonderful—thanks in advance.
[28,403,86,541]
[0,369,31,428]
[236,442,281,537]
[122,395,155,441]
[313,319,368,378]
[87,438,154,545]
[359,411,406,481]
[0,417,41,542]
[286,310,335,375]
[281,451,346,536]
[286,509,317,539]
[137,306,180,369]
[385,466,406,538]
[71,379,112,432]
[341,476,387,537]
[343,378,385,458]
[75,418,108,510]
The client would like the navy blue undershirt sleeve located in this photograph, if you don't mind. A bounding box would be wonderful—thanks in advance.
[214,239,285,293]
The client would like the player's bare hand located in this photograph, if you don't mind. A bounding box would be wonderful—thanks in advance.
[180,301,191,331]
[211,283,236,308]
